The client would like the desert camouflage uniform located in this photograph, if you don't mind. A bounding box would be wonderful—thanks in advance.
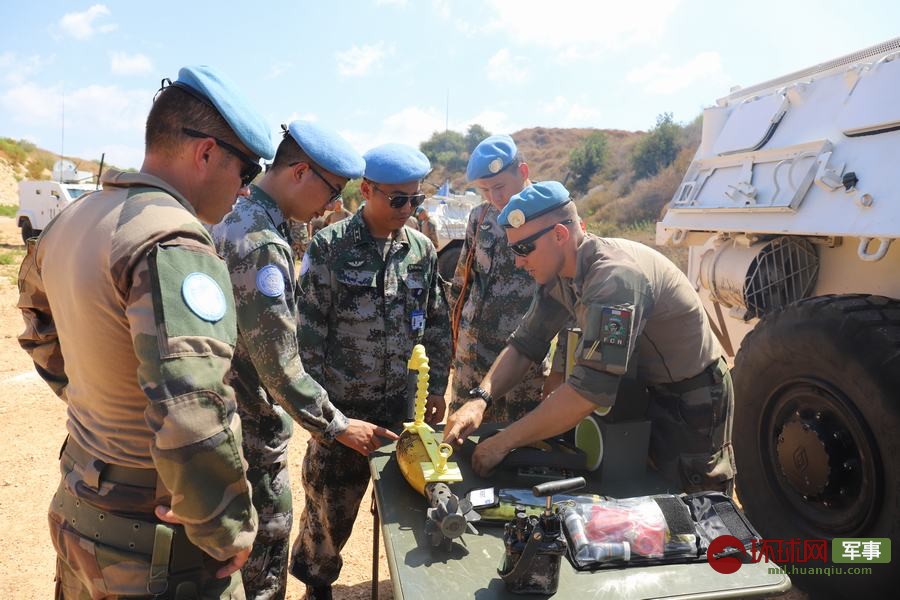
[450,203,549,422]
[18,169,256,599]
[290,209,451,587]
[212,186,348,600]
[509,235,735,493]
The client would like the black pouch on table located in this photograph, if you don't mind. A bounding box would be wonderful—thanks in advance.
[561,491,760,570]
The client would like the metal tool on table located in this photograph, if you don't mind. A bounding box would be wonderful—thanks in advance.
[498,476,586,595]
[395,344,480,549]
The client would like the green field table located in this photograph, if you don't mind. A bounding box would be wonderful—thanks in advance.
[368,426,791,599]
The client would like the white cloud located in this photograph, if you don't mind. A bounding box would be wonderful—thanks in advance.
[485,0,681,56]
[336,42,392,77]
[0,52,53,85]
[110,52,153,75]
[486,49,529,84]
[626,51,724,94]
[540,95,601,126]
[1,82,149,134]
[264,61,293,80]
[58,4,117,40]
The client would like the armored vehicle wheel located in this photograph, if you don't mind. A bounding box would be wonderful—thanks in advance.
[733,294,900,596]
[20,219,36,244]
[438,244,462,282]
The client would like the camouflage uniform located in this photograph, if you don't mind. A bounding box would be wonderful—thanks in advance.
[18,169,256,599]
[290,209,451,587]
[212,186,348,600]
[289,220,311,258]
[450,203,549,422]
[508,235,735,493]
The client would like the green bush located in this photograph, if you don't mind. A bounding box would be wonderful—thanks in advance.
[568,131,608,193]
[0,205,16,218]
[631,113,680,180]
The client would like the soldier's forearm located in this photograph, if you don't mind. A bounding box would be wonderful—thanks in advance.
[480,345,536,400]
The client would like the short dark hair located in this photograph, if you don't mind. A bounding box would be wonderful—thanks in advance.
[269,132,317,171]
[145,85,238,157]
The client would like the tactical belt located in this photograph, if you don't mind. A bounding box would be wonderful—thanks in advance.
[61,436,158,490]
[655,357,727,395]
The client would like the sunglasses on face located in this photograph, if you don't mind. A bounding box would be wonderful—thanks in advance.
[291,162,343,205]
[509,219,574,257]
[372,183,426,209]
[182,128,261,187]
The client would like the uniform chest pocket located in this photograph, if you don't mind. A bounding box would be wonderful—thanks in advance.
[335,269,378,321]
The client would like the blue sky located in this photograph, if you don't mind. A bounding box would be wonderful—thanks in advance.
[1,1,898,169]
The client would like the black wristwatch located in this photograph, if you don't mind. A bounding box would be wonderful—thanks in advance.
[468,386,493,406]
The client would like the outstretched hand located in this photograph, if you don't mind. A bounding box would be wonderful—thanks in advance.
[336,418,400,456]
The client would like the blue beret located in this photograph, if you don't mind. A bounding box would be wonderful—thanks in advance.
[466,134,517,181]
[498,181,571,228]
[287,121,365,179]
[175,65,275,160]
[363,143,431,184]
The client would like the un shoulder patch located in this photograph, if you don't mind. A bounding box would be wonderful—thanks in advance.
[256,264,285,298]
[182,272,227,322]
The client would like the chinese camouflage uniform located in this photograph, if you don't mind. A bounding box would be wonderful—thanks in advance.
[290,209,451,587]
[510,235,735,493]
[18,169,256,599]
[450,203,549,422]
[288,220,310,258]
[212,186,348,600]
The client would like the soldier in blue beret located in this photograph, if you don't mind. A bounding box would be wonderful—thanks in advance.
[19,65,273,598]
[291,143,450,599]
[445,181,736,497]
[448,133,550,429]
[211,120,364,599]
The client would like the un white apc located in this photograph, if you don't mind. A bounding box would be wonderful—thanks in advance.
[658,38,900,595]
[16,159,97,243]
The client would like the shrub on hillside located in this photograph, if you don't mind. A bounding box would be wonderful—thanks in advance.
[631,113,680,180]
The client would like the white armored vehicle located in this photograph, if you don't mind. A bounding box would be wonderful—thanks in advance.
[420,191,482,280]
[16,159,97,243]
[658,38,900,594]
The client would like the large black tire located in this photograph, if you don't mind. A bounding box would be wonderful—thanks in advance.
[437,243,462,282]
[733,294,900,597]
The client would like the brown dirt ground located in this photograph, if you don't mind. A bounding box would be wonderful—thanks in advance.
[0,215,805,599]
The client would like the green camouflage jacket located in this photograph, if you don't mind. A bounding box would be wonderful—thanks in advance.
[298,208,451,425]
[212,186,348,442]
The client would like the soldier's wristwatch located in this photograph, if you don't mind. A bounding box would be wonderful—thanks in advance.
[468,387,493,407]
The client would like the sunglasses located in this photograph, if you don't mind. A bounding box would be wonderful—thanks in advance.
[291,162,343,205]
[372,183,426,209]
[509,219,573,257]
[182,128,261,187]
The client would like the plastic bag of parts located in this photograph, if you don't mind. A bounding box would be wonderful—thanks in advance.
[561,496,698,569]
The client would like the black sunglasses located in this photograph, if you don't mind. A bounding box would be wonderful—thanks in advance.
[291,162,343,205]
[372,183,426,209]
[509,219,573,257]
[182,128,261,187]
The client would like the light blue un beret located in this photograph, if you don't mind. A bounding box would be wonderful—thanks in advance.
[466,134,517,181]
[363,143,431,184]
[175,65,275,160]
[498,181,571,228]
[287,121,365,179]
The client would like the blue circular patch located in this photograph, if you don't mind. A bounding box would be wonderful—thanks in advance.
[256,264,286,298]
[182,272,227,322]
